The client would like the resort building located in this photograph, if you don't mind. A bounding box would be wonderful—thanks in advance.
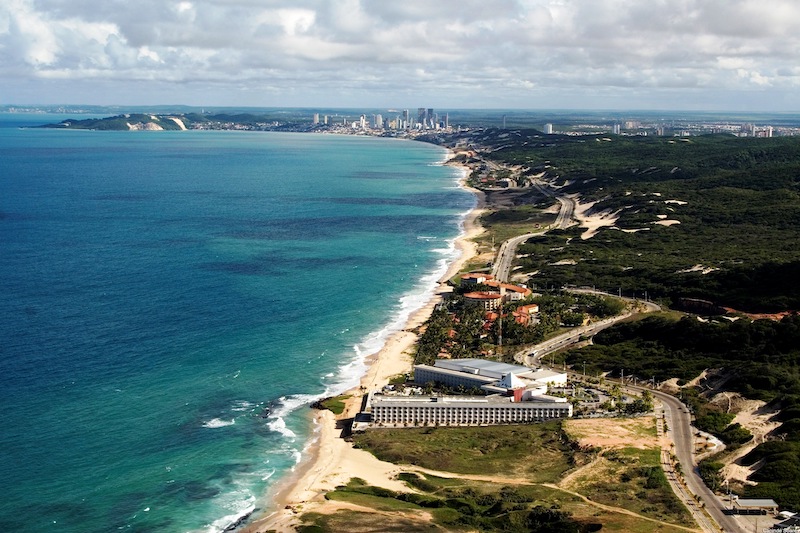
[459,274,532,304]
[463,291,503,311]
[484,280,533,302]
[351,360,571,431]
[363,393,572,428]
[414,359,568,398]
[512,304,540,326]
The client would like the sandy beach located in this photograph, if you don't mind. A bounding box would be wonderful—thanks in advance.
[241,168,486,533]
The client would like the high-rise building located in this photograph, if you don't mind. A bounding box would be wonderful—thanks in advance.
[612,124,621,135]
[417,108,427,127]
[427,108,434,128]
[312,113,319,125]
[544,123,553,134]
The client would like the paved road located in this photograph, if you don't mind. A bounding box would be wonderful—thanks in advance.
[652,389,746,533]
[491,231,539,282]
[553,194,576,229]
[490,184,575,282]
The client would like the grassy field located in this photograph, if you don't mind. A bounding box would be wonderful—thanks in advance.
[318,394,351,415]
[564,447,692,526]
[299,468,695,532]
[352,422,574,482]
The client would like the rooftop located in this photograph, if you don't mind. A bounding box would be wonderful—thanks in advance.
[370,394,572,408]
[433,358,535,380]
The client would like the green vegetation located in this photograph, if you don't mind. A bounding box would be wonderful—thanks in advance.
[443,130,800,312]
[304,477,590,532]
[575,448,691,525]
[699,460,725,492]
[48,113,187,130]
[352,423,574,481]
[477,204,554,243]
[514,135,800,312]
[313,424,691,532]
[317,395,351,415]
[415,292,626,365]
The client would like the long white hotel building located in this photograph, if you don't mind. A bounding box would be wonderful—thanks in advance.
[366,394,572,428]
[353,359,572,430]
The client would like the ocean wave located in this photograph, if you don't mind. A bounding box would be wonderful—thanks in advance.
[266,417,296,438]
[202,418,235,429]
[203,488,255,533]
[270,394,318,419]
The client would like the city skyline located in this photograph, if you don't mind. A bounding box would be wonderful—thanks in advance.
[2,0,799,111]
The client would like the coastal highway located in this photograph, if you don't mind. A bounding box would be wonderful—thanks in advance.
[491,186,575,282]
[552,194,576,229]
[649,387,746,533]
[491,230,540,282]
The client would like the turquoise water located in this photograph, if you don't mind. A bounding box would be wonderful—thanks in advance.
[0,115,474,532]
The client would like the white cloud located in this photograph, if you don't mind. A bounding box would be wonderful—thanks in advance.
[0,0,798,109]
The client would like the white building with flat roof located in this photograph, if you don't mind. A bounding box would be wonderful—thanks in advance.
[414,359,568,397]
[363,393,572,429]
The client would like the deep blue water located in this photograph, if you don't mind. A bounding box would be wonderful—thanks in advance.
[0,114,474,532]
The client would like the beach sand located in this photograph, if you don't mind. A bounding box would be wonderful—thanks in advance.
[241,171,485,533]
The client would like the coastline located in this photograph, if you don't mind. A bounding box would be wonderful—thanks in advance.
[241,163,486,532]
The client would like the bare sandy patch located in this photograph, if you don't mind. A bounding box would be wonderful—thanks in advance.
[654,219,681,226]
[706,393,782,486]
[573,198,621,240]
[169,117,188,130]
[565,416,660,450]
[678,264,719,275]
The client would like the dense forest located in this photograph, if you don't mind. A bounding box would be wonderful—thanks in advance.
[437,130,800,312]
[506,134,800,312]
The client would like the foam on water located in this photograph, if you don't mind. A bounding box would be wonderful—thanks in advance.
[202,418,236,429]
[265,417,296,439]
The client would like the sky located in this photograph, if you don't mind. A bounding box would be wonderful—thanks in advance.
[2,0,799,111]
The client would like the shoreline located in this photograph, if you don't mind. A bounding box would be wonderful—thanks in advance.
[240,161,485,532]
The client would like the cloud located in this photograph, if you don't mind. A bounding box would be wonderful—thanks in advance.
[1,0,799,109]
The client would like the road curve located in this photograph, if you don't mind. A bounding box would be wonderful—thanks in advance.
[490,188,575,282]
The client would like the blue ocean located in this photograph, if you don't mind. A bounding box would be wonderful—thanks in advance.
[0,114,474,532]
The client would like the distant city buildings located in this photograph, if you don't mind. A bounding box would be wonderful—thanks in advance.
[303,108,795,138]
[312,106,451,133]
